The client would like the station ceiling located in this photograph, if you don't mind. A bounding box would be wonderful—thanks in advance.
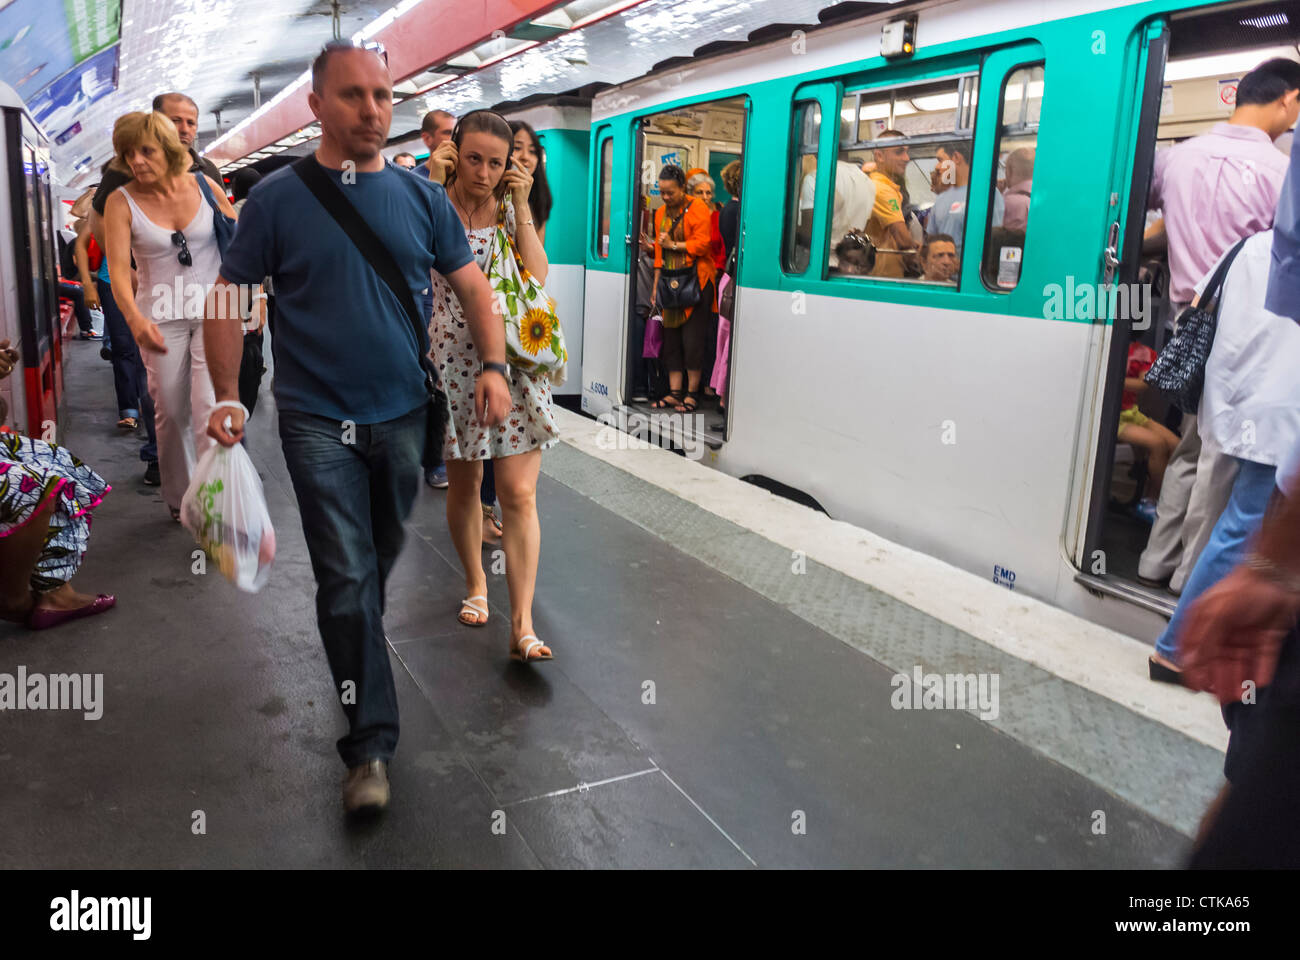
[0,0,908,188]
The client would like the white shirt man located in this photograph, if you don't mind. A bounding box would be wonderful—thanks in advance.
[1197,229,1300,468]
[800,160,876,268]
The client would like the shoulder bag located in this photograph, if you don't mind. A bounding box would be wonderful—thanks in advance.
[290,155,449,469]
[1144,237,1248,411]
[655,204,702,312]
[486,199,568,385]
[194,171,237,257]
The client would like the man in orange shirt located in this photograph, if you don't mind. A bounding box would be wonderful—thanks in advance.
[865,130,918,277]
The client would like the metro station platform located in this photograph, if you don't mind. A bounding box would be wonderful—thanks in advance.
[1,342,1229,868]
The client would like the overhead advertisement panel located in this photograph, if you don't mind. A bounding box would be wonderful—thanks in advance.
[0,0,78,95]
[63,0,121,62]
[25,42,118,141]
[0,0,119,99]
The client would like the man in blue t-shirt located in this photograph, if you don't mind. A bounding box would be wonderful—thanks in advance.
[203,41,510,817]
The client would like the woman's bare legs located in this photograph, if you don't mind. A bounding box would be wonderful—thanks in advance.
[493,449,549,658]
[445,458,488,624]
[0,494,54,622]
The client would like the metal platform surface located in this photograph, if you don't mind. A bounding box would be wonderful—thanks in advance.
[0,343,1211,868]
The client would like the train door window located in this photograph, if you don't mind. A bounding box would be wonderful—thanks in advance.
[832,73,977,284]
[981,64,1044,291]
[784,101,820,273]
[595,135,613,259]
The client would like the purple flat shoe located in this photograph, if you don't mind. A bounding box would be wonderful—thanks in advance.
[26,594,116,630]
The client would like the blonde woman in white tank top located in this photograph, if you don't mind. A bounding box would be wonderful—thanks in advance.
[102,111,239,519]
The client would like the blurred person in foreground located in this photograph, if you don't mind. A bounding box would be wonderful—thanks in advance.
[1181,130,1300,868]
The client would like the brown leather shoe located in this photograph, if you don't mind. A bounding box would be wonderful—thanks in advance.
[343,759,390,815]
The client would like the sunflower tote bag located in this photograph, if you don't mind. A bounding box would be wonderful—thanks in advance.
[486,204,568,385]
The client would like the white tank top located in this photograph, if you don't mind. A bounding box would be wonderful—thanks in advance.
[119,176,223,323]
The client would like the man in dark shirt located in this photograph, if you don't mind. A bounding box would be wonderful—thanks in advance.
[204,41,510,817]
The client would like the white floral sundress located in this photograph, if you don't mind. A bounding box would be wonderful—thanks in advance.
[429,197,560,461]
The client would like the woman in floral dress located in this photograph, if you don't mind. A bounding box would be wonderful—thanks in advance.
[0,339,116,630]
[428,110,559,663]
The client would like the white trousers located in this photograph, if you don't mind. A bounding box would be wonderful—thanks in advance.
[141,317,216,510]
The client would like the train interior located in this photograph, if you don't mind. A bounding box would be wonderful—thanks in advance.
[623,96,746,450]
[820,65,1041,287]
[1094,2,1300,613]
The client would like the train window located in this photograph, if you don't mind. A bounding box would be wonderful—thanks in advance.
[596,136,613,259]
[982,64,1043,292]
[832,73,977,284]
[784,101,820,273]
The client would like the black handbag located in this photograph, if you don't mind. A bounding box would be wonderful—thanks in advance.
[718,244,738,320]
[1144,237,1248,411]
[656,205,702,311]
[291,156,448,469]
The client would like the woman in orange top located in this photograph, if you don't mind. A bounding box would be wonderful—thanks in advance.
[649,164,717,413]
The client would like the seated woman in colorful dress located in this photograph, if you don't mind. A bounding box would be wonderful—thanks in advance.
[0,339,115,630]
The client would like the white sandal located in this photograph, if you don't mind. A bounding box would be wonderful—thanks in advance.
[511,634,553,662]
[458,595,488,627]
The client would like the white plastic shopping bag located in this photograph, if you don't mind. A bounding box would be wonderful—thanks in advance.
[180,411,276,592]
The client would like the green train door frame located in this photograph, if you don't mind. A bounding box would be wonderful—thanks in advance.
[622,95,752,445]
[623,116,649,405]
[1078,17,1170,585]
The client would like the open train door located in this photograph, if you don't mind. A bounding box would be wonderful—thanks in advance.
[1072,17,1170,607]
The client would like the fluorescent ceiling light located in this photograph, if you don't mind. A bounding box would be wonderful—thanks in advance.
[570,0,644,29]
[1164,46,1299,82]
[1003,81,1044,101]
[1240,13,1289,29]
[910,93,958,111]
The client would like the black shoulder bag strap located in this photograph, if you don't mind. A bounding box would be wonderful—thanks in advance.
[1198,236,1249,316]
[664,205,689,259]
[291,155,447,462]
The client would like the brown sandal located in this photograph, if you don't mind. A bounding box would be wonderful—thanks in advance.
[481,504,502,545]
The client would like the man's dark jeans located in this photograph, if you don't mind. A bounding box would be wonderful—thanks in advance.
[97,279,158,462]
[57,280,93,334]
[278,403,426,768]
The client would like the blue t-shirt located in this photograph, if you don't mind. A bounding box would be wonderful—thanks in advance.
[928,185,1005,256]
[220,160,473,423]
[404,160,436,320]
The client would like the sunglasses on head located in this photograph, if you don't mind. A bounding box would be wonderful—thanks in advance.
[322,38,389,66]
[171,230,192,267]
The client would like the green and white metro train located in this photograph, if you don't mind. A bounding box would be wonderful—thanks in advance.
[496,0,1297,642]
